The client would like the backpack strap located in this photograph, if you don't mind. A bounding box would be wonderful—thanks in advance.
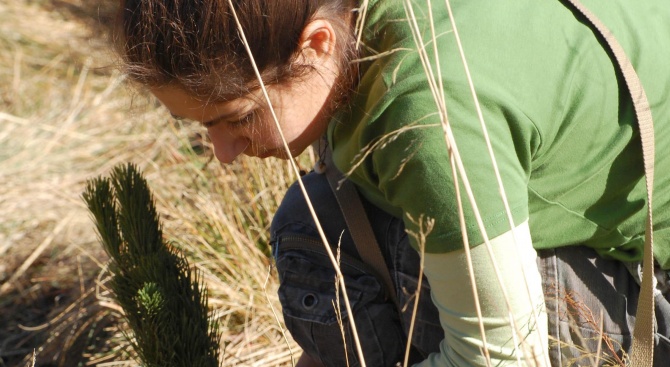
[562,1,656,365]
[318,144,400,311]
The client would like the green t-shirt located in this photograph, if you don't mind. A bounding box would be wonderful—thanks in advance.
[329,0,670,267]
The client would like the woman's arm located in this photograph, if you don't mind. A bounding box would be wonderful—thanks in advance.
[414,221,548,367]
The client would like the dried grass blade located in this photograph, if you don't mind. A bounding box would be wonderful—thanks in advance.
[224,1,368,365]
[403,0,549,363]
[441,0,550,362]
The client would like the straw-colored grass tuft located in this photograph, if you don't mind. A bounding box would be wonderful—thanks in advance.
[0,1,300,366]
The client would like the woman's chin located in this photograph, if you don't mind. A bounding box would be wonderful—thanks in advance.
[249,147,288,160]
[256,150,277,159]
[253,145,307,160]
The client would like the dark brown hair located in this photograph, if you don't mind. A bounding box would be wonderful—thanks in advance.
[116,0,357,101]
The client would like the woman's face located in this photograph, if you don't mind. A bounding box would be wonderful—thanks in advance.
[150,19,343,164]
[151,65,339,164]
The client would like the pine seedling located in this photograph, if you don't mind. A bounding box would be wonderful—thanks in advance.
[83,163,222,367]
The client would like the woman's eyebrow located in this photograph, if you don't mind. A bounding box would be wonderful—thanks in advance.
[202,110,244,127]
[170,110,244,125]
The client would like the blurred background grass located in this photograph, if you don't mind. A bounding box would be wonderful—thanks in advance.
[0,1,303,366]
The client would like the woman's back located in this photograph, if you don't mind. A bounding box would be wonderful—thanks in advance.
[330,0,670,266]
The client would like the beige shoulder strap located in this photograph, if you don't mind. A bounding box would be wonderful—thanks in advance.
[563,0,656,365]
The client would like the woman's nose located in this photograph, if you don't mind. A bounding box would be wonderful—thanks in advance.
[207,127,249,164]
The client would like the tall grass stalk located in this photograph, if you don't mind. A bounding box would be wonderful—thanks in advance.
[402,215,433,367]
[440,0,550,362]
[225,1,368,366]
[402,0,550,364]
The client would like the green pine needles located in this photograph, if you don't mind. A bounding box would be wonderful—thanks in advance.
[83,163,222,367]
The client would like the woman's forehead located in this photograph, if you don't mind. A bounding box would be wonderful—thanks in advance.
[151,85,259,122]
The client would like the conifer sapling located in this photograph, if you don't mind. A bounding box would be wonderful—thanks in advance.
[83,163,222,367]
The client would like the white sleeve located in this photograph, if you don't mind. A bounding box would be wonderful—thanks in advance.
[413,221,549,367]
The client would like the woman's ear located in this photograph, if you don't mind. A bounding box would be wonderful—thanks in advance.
[298,19,337,64]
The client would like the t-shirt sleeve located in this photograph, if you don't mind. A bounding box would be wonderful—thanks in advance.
[370,81,533,252]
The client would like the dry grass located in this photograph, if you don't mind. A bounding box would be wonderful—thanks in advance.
[0,1,301,366]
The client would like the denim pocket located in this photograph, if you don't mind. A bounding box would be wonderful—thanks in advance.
[275,234,406,367]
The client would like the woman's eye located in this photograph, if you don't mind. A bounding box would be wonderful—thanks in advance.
[201,110,257,129]
[228,111,256,129]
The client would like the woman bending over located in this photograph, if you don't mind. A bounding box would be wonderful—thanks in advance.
[114,0,670,365]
